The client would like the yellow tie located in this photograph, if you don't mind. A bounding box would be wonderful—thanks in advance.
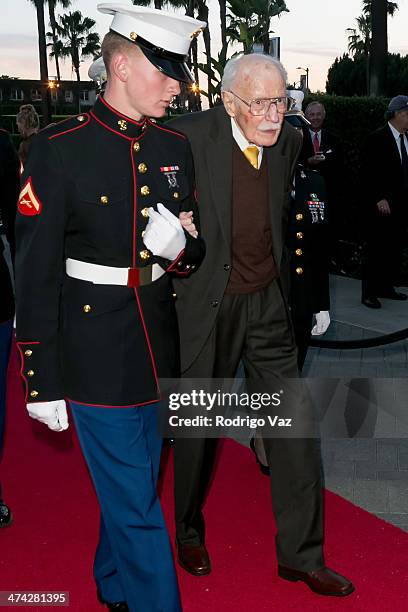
[243,145,259,169]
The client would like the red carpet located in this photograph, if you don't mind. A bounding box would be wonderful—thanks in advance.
[1,342,408,611]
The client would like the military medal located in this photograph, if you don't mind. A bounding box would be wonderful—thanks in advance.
[307,193,325,223]
[160,165,180,188]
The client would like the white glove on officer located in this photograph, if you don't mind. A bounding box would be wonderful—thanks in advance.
[311,311,331,336]
[27,399,69,432]
[143,203,186,261]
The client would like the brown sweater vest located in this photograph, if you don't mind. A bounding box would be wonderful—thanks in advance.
[225,143,278,294]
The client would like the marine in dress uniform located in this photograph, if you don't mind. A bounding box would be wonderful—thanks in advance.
[15,5,206,611]
[285,110,331,370]
[0,127,19,527]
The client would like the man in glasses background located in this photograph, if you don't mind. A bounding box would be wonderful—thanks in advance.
[170,53,353,597]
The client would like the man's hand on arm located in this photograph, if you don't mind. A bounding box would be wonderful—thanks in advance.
[179,211,198,238]
[27,399,69,432]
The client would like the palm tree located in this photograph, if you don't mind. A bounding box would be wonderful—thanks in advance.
[346,0,399,94]
[362,0,398,17]
[346,14,371,59]
[51,11,100,111]
[369,0,389,95]
[218,0,227,53]
[227,0,288,54]
[48,0,72,81]
[28,0,51,124]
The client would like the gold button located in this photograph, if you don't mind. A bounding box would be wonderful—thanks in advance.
[191,265,196,270]
[130,31,138,41]
[186,264,191,269]
[133,142,140,152]
[138,163,147,174]
[141,230,146,237]
[172,293,177,298]
[100,195,108,205]
[296,213,303,221]
[295,267,304,275]
[173,192,180,199]
[24,349,33,357]
[27,370,34,377]
[141,207,149,218]
[141,185,150,196]
[77,115,85,122]
[295,249,303,256]
[140,249,150,260]
[296,232,304,239]
[83,304,92,313]
[30,390,39,398]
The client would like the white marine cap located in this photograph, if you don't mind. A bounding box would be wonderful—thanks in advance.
[287,89,304,111]
[97,3,206,83]
[88,56,107,85]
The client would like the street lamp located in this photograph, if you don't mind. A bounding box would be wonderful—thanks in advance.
[296,66,309,92]
[48,78,60,117]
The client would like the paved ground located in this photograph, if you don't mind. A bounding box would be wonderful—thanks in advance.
[304,275,408,532]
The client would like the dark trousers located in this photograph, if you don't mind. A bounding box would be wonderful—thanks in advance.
[291,309,313,371]
[70,401,181,612]
[362,211,407,298]
[0,319,13,502]
[174,280,324,571]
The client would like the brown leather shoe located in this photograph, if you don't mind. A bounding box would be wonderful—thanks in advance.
[176,543,211,576]
[278,565,354,596]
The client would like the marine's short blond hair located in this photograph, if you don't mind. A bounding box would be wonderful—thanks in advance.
[101,30,141,76]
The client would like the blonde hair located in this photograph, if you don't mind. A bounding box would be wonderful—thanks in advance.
[16,104,40,138]
[101,31,141,77]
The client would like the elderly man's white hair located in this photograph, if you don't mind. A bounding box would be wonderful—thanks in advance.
[221,53,287,93]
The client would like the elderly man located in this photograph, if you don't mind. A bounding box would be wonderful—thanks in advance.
[15,5,205,611]
[171,54,353,597]
[361,95,408,308]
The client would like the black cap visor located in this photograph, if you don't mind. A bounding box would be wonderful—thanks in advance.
[141,46,193,83]
[112,29,194,84]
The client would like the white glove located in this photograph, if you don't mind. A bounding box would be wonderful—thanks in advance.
[27,399,69,432]
[311,311,331,336]
[143,203,186,261]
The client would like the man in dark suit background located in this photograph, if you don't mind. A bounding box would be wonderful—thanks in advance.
[361,95,408,308]
[171,54,353,598]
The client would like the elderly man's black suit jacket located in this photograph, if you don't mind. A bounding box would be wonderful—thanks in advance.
[171,105,302,372]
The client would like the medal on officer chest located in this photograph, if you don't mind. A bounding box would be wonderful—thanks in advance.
[307,193,325,223]
[161,165,180,189]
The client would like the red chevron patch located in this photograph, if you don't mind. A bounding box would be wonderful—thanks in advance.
[18,177,42,216]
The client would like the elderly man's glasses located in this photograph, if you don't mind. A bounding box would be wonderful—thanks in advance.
[229,91,296,115]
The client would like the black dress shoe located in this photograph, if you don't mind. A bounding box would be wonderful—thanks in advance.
[249,437,270,476]
[97,589,129,611]
[278,565,355,597]
[361,296,381,309]
[378,291,408,301]
[0,502,12,527]
[176,542,211,576]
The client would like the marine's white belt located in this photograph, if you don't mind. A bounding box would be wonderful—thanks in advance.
[65,258,165,286]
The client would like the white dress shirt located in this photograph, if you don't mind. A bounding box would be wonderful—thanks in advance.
[388,121,408,161]
[231,118,263,168]
[309,129,321,148]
